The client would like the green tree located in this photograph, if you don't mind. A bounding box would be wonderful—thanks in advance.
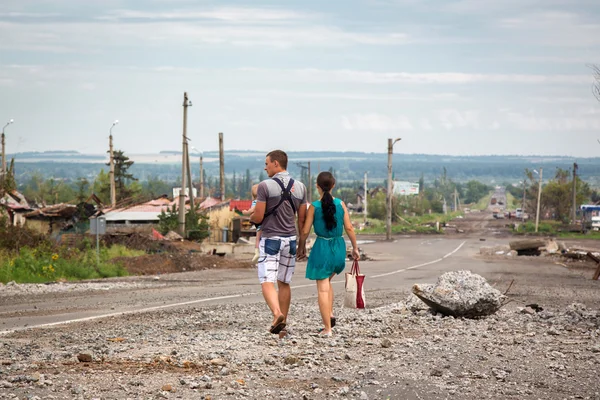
[92,169,111,205]
[112,150,138,201]
[142,176,172,198]
[157,204,209,241]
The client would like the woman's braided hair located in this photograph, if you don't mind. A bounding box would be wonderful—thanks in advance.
[317,171,337,231]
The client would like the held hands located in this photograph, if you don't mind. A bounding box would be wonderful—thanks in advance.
[296,244,307,261]
[351,248,360,260]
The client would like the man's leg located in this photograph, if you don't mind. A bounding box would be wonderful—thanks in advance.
[258,237,284,328]
[262,282,284,325]
[278,281,291,319]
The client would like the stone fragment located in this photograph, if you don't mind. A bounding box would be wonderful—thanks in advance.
[77,353,92,363]
[284,355,300,365]
[412,270,506,318]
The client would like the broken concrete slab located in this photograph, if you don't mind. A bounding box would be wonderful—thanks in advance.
[479,245,510,256]
[509,239,546,252]
[412,270,506,318]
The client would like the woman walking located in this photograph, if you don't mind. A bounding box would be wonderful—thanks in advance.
[300,172,360,336]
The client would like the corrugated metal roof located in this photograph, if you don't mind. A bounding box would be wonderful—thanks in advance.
[104,211,161,221]
[230,200,253,211]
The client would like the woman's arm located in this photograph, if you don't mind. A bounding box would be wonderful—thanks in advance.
[297,205,314,260]
[341,201,360,260]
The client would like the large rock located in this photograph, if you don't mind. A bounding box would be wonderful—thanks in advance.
[412,270,506,318]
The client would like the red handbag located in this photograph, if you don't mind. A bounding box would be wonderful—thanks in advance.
[344,260,365,309]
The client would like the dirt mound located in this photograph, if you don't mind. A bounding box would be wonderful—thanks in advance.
[114,253,254,275]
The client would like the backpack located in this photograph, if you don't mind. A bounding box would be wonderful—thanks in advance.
[263,178,297,220]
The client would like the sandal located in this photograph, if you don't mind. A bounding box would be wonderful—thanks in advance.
[269,315,286,334]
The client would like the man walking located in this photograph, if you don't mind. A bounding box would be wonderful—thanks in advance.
[251,150,307,334]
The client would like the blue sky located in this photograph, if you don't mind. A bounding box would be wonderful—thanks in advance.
[1,0,600,157]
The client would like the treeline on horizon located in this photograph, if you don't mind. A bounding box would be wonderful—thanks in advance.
[11,156,600,186]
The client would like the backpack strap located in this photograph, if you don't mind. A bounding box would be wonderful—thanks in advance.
[263,178,296,220]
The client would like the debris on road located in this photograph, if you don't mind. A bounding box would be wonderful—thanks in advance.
[412,270,506,318]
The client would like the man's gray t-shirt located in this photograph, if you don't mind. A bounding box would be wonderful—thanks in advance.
[256,171,307,238]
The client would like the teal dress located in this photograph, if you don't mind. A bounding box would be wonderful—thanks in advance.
[306,198,347,280]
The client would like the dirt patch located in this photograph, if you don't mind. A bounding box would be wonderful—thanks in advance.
[114,253,253,275]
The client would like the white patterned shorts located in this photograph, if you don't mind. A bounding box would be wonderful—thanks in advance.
[257,235,297,284]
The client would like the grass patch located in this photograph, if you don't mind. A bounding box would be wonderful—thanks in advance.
[471,191,493,211]
[104,244,145,259]
[351,212,461,234]
[557,231,600,239]
[506,191,516,208]
[0,244,134,284]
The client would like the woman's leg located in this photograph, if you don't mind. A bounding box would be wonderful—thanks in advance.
[329,273,335,319]
[316,278,332,333]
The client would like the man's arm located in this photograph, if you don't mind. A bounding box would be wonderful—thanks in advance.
[250,202,266,224]
[251,182,268,224]
[297,204,312,261]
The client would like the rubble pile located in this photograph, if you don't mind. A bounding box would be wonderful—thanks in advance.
[0,294,598,399]
[412,270,506,317]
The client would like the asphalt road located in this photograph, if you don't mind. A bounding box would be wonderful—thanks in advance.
[2,234,596,335]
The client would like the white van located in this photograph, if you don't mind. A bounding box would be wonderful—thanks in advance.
[515,208,523,219]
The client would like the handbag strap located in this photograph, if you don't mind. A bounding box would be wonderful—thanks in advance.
[351,260,361,275]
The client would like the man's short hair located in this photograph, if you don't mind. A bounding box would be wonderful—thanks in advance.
[267,150,288,170]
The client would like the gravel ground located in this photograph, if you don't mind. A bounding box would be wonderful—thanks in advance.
[1,286,599,400]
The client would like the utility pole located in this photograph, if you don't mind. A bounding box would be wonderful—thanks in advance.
[2,119,14,179]
[308,161,311,202]
[185,142,195,209]
[454,187,458,212]
[521,177,527,222]
[363,172,368,224]
[219,132,225,201]
[199,156,204,199]
[109,120,118,208]
[386,138,401,241]
[178,92,192,237]
[535,168,543,233]
[297,161,312,202]
[572,162,578,224]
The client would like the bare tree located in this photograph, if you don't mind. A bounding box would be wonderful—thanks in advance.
[591,64,600,102]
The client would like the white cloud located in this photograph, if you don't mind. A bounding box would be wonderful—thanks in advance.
[498,11,600,47]
[250,68,591,85]
[504,110,600,131]
[99,7,315,23]
[341,114,413,131]
[438,109,480,130]
[0,10,409,51]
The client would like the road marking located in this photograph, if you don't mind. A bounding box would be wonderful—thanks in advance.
[0,241,466,336]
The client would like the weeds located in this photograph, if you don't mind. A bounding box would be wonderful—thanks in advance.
[0,245,131,284]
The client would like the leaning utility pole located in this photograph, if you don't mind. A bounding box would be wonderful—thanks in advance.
[572,162,578,224]
[219,132,225,201]
[535,168,543,233]
[199,156,204,199]
[363,172,368,224]
[178,92,191,237]
[1,119,13,177]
